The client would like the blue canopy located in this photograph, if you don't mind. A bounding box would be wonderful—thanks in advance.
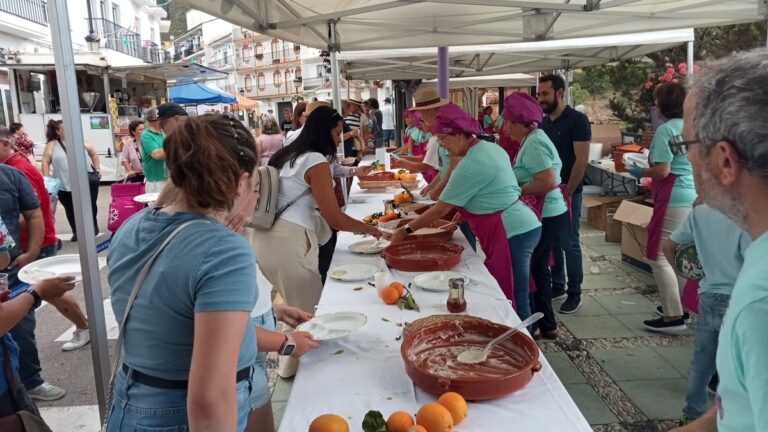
[168,82,236,104]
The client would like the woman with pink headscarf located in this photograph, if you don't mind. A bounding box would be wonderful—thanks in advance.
[391,103,541,321]
[502,92,570,340]
[390,109,438,182]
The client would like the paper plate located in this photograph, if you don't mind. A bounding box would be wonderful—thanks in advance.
[348,196,369,204]
[297,312,367,341]
[134,192,160,204]
[328,264,379,281]
[412,271,469,292]
[18,255,108,284]
[349,239,389,255]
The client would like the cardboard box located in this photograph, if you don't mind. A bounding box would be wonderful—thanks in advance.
[583,196,625,231]
[591,124,622,156]
[613,199,654,271]
[604,211,623,243]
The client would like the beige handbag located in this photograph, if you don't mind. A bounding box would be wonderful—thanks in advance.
[313,211,332,245]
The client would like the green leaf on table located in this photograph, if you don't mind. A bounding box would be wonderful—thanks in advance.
[333,349,344,356]
[397,290,420,312]
[362,410,387,432]
[381,317,390,322]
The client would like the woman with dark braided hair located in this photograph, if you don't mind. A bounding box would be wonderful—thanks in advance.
[106,114,261,431]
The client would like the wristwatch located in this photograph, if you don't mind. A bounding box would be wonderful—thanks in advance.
[24,287,42,310]
[403,225,415,235]
[279,334,296,356]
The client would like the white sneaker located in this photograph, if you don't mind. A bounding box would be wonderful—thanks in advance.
[62,329,91,352]
[28,382,66,401]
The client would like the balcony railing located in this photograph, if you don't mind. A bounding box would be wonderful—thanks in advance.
[1,0,48,26]
[88,18,169,64]
[208,55,232,70]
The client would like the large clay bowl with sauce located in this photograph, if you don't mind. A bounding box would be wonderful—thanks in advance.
[401,314,541,400]
[381,241,463,272]
[379,219,456,242]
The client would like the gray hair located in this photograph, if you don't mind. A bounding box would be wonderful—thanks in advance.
[0,126,13,145]
[692,48,768,179]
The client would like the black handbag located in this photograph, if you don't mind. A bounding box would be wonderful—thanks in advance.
[58,140,100,188]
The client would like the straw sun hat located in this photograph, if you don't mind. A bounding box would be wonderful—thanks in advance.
[409,87,449,111]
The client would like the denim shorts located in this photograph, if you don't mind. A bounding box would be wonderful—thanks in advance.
[106,366,253,431]
[249,308,276,410]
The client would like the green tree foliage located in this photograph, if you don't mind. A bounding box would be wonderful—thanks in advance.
[570,82,589,106]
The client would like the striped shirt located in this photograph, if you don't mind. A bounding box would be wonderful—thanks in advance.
[344,113,361,129]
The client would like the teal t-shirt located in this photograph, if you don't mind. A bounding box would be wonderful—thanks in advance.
[140,127,167,181]
[495,116,503,129]
[513,129,568,218]
[108,209,258,380]
[649,118,696,208]
[483,115,493,129]
[440,140,541,238]
[406,127,425,144]
[669,205,751,295]
[438,145,450,175]
[716,231,768,432]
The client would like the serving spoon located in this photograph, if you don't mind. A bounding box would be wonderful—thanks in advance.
[456,312,544,364]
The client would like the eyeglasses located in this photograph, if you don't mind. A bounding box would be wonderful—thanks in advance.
[668,135,701,156]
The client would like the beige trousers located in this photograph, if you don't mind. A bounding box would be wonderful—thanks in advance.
[648,206,691,317]
[249,218,323,312]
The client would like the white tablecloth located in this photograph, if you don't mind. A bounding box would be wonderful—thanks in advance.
[277,177,590,432]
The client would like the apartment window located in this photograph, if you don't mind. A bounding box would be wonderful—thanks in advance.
[316,65,326,76]
[100,1,107,20]
[135,17,141,36]
[112,4,121,25]
[271,39,279,61]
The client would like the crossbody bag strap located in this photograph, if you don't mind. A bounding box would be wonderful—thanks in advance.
[110,219,209,383]
[58,139,97,172]
[274,188,312,220]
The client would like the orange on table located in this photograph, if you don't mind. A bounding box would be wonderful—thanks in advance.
[379,211,398,222]
[308,413,349,432]
[416,403,453,432]
[388,281,405,296]
[394,192,412,205]
[405,426,428,432]
[437,392,467,425]
[406,174,418,181]
[387,411,415,432]
[379,285,401,305]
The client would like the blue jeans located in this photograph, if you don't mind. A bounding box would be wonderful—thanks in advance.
[459,221,477,252]
[8,242,59,390]
[249,308,276,410]
[552,190,583,296]
[106,367,253,431]
[508,227,542,322]
[531,212,571,332]
[683,293,730,419]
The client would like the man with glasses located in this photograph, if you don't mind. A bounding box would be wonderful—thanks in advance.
[671,48,768,432]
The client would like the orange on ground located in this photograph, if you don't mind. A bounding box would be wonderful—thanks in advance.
[437,392,467,425]
[308,413,349,432]
[416,403,453,432]
[388,281,406,296]
[380,285,401,305]
[387,411,415,432]
[405,426,428,432]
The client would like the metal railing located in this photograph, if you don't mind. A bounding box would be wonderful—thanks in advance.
[89,18,141,58]
[1,0,48,26]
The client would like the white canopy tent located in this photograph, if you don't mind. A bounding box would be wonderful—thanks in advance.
[183,0,762,51]
[420,73,537,89]
[338,29,694,80]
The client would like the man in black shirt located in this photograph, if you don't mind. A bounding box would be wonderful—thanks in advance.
[280,107,293,134]
[538,74,592,314]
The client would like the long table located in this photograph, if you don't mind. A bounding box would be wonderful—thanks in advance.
[588,161,639,195]
[277,178,591,432]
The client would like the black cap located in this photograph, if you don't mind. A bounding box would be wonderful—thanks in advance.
[384,97,392,103]
[157,102,188,120]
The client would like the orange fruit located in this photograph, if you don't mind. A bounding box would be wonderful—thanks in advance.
[405,426,428,432]
[437,392,467,425]
[416,403,453,432]
[388,281,406,296]
[407,174,418,181]
[387,411,415,432]
[308,413,349,432]
[380,285,401,305]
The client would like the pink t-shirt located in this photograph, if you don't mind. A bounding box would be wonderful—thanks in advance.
[257,133,285,166]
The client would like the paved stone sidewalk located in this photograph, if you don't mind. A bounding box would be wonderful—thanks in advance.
[266,223,698,431]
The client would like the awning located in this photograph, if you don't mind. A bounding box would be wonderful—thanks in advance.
[111,63,227,83]
[420,73,537,89]
[182,0,763,51]
[230,92,258,110]
[338,29,694,80]
[169,82,238,104]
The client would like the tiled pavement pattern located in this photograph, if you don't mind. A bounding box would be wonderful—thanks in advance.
[266,223,698,431]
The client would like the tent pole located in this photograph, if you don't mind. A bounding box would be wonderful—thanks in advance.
[437,47,449,99]
[563,62,571,106]
[328,20,347,203]
[47,0,111,420]
[687,41,694,82]
[8,69,20,122]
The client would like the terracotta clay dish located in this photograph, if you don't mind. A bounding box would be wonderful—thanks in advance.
[401,314,541,401]
[381,241,463,272]
[378,219,456,243]
[358,171,395,182]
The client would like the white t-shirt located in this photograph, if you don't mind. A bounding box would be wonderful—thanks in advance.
[381,104,395,130]
[277,152,330,231]
[284,126,302,146]
[422,136,440,169]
